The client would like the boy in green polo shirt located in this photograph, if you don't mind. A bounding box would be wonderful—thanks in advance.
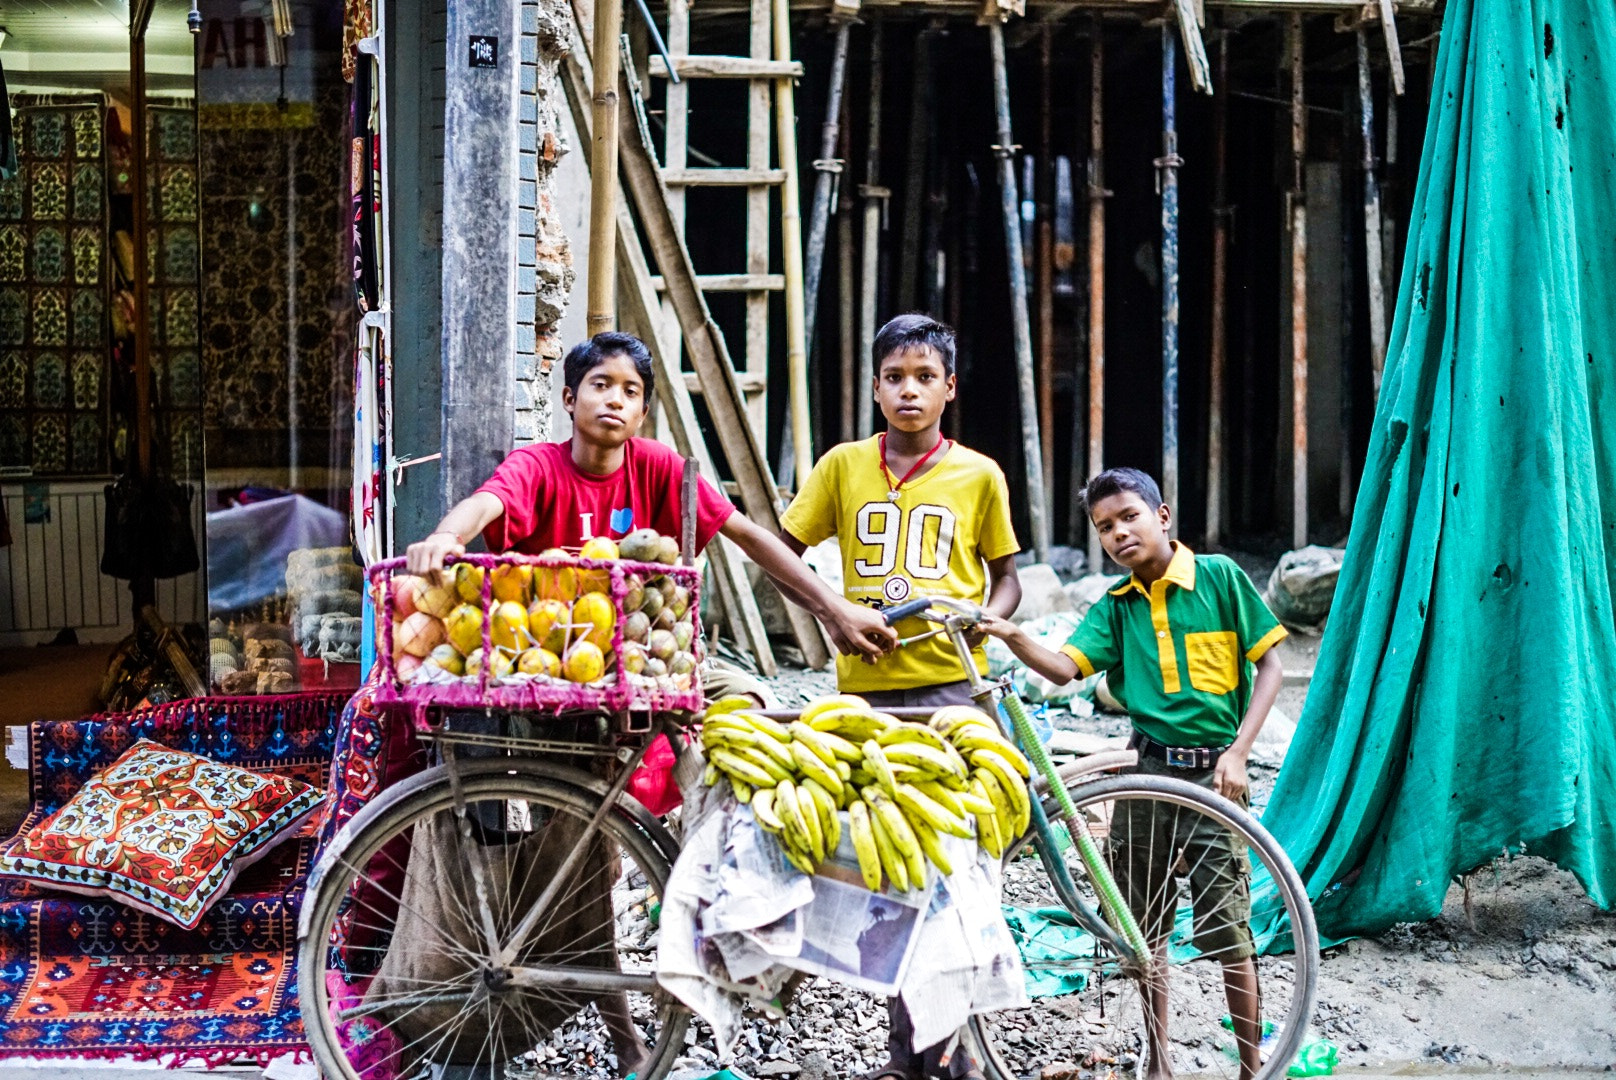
[979,467,1285,1080]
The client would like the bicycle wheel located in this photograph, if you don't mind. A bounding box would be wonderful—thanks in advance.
[298,758,689,1080]
[968,773,1318,1080]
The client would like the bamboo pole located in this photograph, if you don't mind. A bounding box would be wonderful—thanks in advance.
[802,21,852,364]
[1159,24,1181,526]
[896,23,934,312]
[1288,14,1308,550]
[1036,25,1055,507]
[772,0,812,486]
[1358,28,1387,398]
[587,0,625,334]
[989,20,1051,563]
[857,23,885,440]
[1083,26,1106,571]
[838,95,857,444]
[1207,30,1229,546]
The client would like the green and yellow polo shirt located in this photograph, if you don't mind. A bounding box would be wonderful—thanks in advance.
[1061,543,1287,748]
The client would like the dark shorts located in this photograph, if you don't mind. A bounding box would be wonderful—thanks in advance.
[1110,755,1254,961]
[859,680,979,711]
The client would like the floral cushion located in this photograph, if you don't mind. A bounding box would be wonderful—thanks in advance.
[0,738,323,929]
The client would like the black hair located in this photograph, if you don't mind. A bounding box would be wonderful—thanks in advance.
[562,332,655,401]
[873,313,956,376]
[1080,467,1164,517]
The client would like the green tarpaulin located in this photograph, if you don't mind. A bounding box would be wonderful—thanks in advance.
[1255,0,1616,944]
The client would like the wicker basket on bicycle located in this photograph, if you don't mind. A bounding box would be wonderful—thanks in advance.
[370,549,703,724]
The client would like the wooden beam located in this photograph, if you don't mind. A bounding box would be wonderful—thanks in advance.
[561,38,781,676]
[649,55,803,78]
[662,167,787,186]
[1375,0,1407,95]
[686,372,769,393]
[1170,0,1214,94]
[652,273,786,292]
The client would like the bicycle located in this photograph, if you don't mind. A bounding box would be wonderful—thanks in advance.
[296,593,1317,1080]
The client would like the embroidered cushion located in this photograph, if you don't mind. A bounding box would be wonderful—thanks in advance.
[0,738,323,929]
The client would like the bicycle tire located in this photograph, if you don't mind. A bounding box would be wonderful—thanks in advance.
[298,759,691,1080]
[968,772,1319,1080]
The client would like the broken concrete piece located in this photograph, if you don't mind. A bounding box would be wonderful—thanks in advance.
[1012,564,1074,623]
[1265,545,1345,633]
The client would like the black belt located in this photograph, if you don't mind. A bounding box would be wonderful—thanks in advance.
[1131,732,1229,770]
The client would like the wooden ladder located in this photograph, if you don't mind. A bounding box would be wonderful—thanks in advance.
[650,0,802,455]
[563,0,832,675]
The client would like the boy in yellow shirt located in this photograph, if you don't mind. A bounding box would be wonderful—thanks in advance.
[781,313,1022,1080]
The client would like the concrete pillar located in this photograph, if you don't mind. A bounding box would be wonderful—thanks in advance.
[441,0,522,505]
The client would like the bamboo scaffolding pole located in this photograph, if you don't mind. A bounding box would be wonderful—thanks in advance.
[1206,30,1229,545]
[773,0,812,486]
[838,95,857,443]
[1083,27,1106,570]
[587,0,626,334]
[1358,28,1388,397]
[989,20,1051,563]
[802,20,852,364]
[857,22,886,440]
[896,23,935,312]
[1158,24,1181,526]
[1287,13,1308,550]
[1036,25,1056,507]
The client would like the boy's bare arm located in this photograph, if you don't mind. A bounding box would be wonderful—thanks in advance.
[405,492,505,578]
[982,555,1021,619]
[974,615,1082,685]
[1213,647,1283,800]
[721,515,897,659]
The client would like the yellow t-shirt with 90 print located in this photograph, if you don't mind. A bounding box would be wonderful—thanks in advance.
[781,436,1021,692]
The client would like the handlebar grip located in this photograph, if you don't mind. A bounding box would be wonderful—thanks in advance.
[881,598,933,626]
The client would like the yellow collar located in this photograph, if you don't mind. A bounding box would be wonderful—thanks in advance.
[1109,541,1197,597]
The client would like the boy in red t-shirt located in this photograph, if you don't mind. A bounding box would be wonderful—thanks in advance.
[407,331,895,660]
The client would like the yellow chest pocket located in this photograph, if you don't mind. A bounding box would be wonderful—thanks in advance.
[1184,631,1240,695]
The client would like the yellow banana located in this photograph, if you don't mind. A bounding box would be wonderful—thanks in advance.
[702,724,760,752]
[802,778,840,857]
[732,777,753,804]
[752,787,785,832]
[703,695,756,718]
[799,694,872,725]
[972,779,1005,859]
[712,748,775,788]
[787,722,842,767]
[738,711,792,743]
[866,798,910,892]
[795,781,825,862]
[776,779,812,851]
[848,800,883,890]
[971,744,1031,781]
[884,742,968,782]
[780,841,816,875]
[867,791,920,859]
[896,783,974,839]
[973,768,1022,844]
[877,723,953,754]
[955,730,1031,777]
[945,780,996,816]
[861,741,900,797]
[703,762,719,786]
[810,709,893,743]
[911,817,955,876]
[791,741,846,799]
[915,780,968,817]
[971,749,1032,811]
[929,705,998,735]
[732,744,792,783]
[834,759,852,782]
[748,731,797,773]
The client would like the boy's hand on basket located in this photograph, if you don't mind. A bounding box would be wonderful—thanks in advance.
[1213,748,1250,801]
[406,531,465,580]
[829,599,898,662]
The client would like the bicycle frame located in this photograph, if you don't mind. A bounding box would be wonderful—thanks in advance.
[887,597,1149,968]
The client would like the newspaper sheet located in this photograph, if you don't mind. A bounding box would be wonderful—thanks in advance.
[657,778,1029,1055]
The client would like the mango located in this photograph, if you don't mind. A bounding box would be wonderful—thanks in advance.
[623,610,651,644]
[527,598,568,654]
[491,563,532,605]
[563,641,606,683]
[669,584,691,620]
[656,535,680,564]
[426,643,466,676]
[391,575,422,619]
[623,573,645,612]
[572,591,616,651]
[465,647,514,681]
[578,536,619,594]
[621,643,647,675]
[453,562,485,603]
[672,618,694,653]
[491,600,530,652]
[669,651,697,676]
[445,603,486,657]
[415,579,459,619]
[648,628,677,662]
[395,611,446,658]
[533,548,578,602]
[516,647,561,678]
[618,528,661,564]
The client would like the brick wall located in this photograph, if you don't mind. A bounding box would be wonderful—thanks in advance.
[513,0,576,444]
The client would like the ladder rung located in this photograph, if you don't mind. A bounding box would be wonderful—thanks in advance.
[652,273,785,293]
[662,168,786,187]
[685,372,766,394]
[650,55,804,80]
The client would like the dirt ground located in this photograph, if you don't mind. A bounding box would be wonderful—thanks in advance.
[757,629,1616,1071]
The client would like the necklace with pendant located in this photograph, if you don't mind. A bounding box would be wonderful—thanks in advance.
[881,432,948,502]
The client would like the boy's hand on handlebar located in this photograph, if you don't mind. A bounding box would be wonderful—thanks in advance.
[827,599,898,661]
[971,612,1020,644]
[406,532,464,580]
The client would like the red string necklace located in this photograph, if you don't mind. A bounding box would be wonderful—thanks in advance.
[880,432,949,502]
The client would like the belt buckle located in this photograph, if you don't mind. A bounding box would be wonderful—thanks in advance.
[1165,746,1198,768]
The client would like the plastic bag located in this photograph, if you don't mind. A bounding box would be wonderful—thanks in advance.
[627,733,681,816]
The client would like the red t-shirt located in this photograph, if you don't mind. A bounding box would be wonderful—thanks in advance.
[475,438,736,554]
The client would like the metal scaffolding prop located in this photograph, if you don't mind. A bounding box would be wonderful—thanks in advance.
[1083,25,1106,571]
[1287,13,1308,550]
[1158,23,1181,528]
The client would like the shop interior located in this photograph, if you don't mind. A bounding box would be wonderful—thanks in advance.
[0,0,361,772]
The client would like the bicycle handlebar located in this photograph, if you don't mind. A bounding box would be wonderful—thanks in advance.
[880,596,986,627]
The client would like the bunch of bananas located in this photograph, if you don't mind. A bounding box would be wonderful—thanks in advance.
[698,695,1032,893]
